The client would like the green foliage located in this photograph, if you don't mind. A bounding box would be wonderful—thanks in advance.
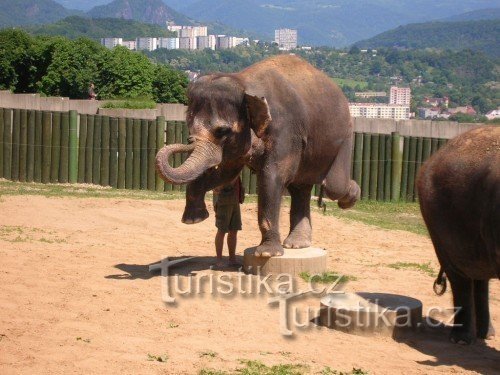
[387,262,436,277]
[299,272,356,284]
[355,20,500,58]
[152,64,188,104]
[101,99,157,109]
[97,46,155,99]
[28,16,176,40]
[0,30,188,103]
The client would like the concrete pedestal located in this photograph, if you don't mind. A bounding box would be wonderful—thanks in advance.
[243,247,327,276]
[319,292,422,336]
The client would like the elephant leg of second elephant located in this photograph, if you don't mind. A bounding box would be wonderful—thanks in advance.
[283,184,313,249]
[254,171,285,257]
[322,135,359,209]
[448,269,475,344]
[474,279,494,339]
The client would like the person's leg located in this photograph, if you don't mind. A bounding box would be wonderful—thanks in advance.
[227,230,237,262]
[215,229,226,266]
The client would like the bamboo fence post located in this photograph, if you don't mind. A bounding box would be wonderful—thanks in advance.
[19,109,28,182]
[68,110,78,183]
[100,116,110,186]
[109,117,118,188]
[125,118,133,189]
[50,112,61,183]
[407,137,418,201]
[361,133,371,199]
[353,132,363,187]
[400,137,409,201]
[155,116,165,191]
[85,115,94,183]
[369,134,379,200]
[34,110,42,182]
[78,114,87,183]
[377,134,385,201]
[11,109,20,181]
[391,132,402,201]
[0,108,4,178]
[92,115,102,185]
[384,134,392,201]
[132,119,141,189]
[140,119,148,190]
[26,110,35,182]
[118,118,126,189]
[41,111,52,183]
[147,119,156,190]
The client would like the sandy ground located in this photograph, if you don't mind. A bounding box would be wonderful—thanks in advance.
[0,194,498,374]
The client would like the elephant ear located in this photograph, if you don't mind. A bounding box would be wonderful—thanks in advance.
[245,94,272,138]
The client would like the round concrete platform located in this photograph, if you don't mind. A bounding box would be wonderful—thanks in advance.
[243,246,327,276]
[319,292,422,336]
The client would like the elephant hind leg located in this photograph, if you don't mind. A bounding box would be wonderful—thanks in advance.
[474,280,495,339]
[322,135,360,209]
[283,184,312,249]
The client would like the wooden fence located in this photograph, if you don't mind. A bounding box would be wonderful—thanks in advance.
[0,108,448,202]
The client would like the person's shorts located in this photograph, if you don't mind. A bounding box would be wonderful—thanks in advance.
[215,203,242,232]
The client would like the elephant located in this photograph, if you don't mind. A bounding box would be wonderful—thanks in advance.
[417,126,499,344]
[156,54,360,257]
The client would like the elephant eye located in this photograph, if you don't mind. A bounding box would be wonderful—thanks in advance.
[214,127,232,138]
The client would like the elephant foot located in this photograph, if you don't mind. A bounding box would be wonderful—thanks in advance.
[337,180,360,210]
[450,328,474,345]
[283,232,311,249]
[254,241,284,258]
[182,207,209,224]
[478,322,495,340]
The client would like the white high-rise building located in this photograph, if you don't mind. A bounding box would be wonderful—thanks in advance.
[389,86,411,106]
[179,37,196,50]
[135,37,158,51]
[274,28,297,50]
[349,103,410,120]
[101,38,123,49]
[158,37,180,50]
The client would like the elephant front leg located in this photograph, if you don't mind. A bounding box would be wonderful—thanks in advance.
[254,172,284,257]
[323,135,360,209]
[283,184,312,249]
[474,280,495,339]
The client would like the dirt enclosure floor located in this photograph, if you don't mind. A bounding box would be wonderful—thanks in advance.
[0,191,498,374]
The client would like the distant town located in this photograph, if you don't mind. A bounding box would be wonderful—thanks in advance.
[101,24,298,52]
[99,23,498,122]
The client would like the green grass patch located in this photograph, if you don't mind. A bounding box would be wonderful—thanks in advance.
[299,271,356,284]
[199,361,367,375]
[101,98,156,109]
[318,199,427,236]
[0,180,184,201]
[387,262,436,277]
[332,78,368,89]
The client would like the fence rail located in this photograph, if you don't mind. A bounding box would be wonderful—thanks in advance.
[0,108,448,202]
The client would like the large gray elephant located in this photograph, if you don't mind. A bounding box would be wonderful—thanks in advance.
[156,55,360,257]
[417,126,499,344]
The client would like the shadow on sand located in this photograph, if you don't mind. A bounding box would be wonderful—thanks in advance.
[393,318,499,374]
[105,255,245,280]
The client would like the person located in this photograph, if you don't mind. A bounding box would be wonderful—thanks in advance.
[88,83,97,100]
[213,177,244,268]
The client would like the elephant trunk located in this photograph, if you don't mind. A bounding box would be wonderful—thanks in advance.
[155,141,222,185]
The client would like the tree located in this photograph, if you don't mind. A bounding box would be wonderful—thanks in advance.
[152,64,188,104]
[97,46,155,99]
[0,29,35,92]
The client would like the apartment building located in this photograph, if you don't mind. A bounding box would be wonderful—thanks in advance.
[179,37,196,50]
[158,37,180,50]
[135,37,158,51]
[196,35,216,50]
[121,40,136,50]
[100,38,123,49]
[274,28,297,50]
[389,86,411,106]
[349,103,410,120]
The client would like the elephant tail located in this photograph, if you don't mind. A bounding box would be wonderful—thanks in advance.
[433,268,447,296]
[317,184,326,213]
